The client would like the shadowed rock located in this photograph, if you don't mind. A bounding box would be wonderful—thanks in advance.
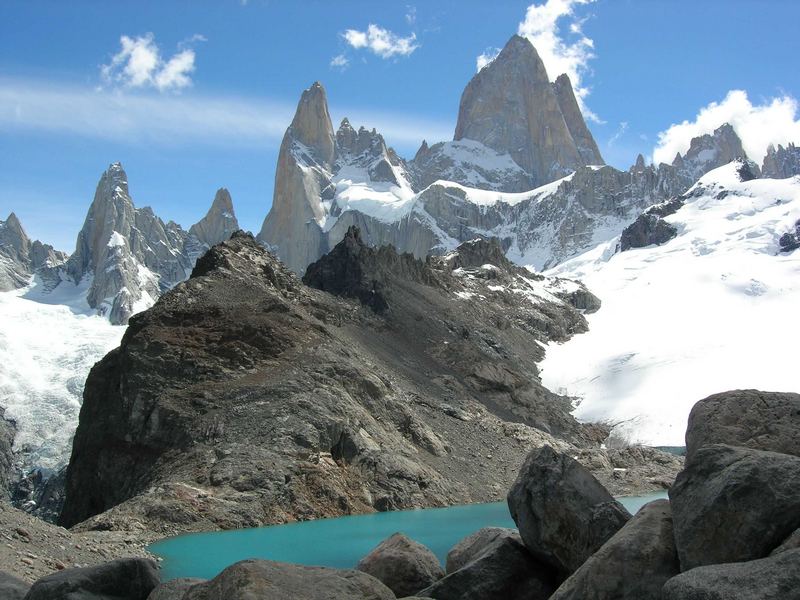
[24,558,160,600]
[356,533,444,597]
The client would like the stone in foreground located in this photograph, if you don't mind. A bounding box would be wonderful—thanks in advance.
[661,548,800,600]
[684,389,800,461]
[445,527,519,574]
[356,533,444,597]
[182,560,394,600]
[24,558,160,600]
[417,528,557,600]
[549,499,679,600]
[147,578,206,600]
[669,444,800,570]
[0,570,29,600]
[507,445,631,574]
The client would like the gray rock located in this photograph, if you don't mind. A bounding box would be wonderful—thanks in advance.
[669,444,800,570]
[187,188,239,251]
[0,409,16,499]
[552,73,604,166]
[0,570,29,600]
[619,213,678,251]
[454,35,602,187]
[549,499,680,600]
[662,548,800,600]
[771,528,800,556]
[417,527,557,600]
[0,212,66,292]
[445,527,519,574]
[685,389,800,462]
[24,558,160,600]
[762,142,800,179]
[147,578,206,600]
[356,533,444,597]
[507,445,631,574]
[182,559,394,600]
[673,123,748,181]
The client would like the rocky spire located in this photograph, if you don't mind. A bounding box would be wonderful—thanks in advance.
[453,34,597,187]
[257,82,337,273]
[673,123,749,180]
[762,142,800,179]
[188,188,239,248]
[553,73,604,166]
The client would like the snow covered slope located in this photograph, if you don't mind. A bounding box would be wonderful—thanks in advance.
[540,163,800,445]
[0,278,123,473]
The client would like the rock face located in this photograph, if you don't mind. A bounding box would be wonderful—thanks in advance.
[418,528,557,600]
[619,212,678,251]
[684,389,800,462]
[58,230,627,534]
[147,578,206,600]
[0,213,66,292]
[454,35,602,187]
[0,410,16,499]
[24,558,160,600]
[445,527,519,574]
[182,560,394,600]
[662,548,800,600]
[507,445,631,575]
[187,188,239,252]
[549,500,680,600]
[673,123,748,181]
[669,444,800,570]
[356,533,444,597]
[762,142,800,178]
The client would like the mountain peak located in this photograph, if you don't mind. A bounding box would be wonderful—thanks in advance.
[189,188,240,249]
[453,33,599,186]
[289,81,335,166]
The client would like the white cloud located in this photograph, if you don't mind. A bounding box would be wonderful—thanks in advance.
[343,24,419,59]
[517,0,598,121]
[330,54,350,70]
[476,47,501,72]
[652,90,800,165]
[0,78,451,151]
[101,33,201,92]
[405,6,417,25]
[607,121,628,146]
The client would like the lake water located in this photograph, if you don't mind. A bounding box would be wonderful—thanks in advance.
[149,491,668,580]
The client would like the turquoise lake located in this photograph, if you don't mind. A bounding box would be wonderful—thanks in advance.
[150,491,668,580]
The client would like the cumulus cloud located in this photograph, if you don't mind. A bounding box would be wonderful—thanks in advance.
[517,0,598,121]
[653,90,800,165]
[476,47,501,72]
[100,33,202,92]
[343,24,419,59]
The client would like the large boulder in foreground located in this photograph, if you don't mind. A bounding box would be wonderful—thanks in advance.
[417,528,557,600]
[24,558,160,600]
[549,499,679,600]
[685,389,800,461]
[507,445,631,574]
[669,444,800,570]
[0,571,29,600]
[147,578,206,600]
[356,533,444,597]
[182,560,394,600]
[445,527,519,574]
[662,548,800,600]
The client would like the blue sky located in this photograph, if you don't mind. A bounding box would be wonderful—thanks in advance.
[2,0,799,251]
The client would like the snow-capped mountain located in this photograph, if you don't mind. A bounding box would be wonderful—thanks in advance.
[0,213,66,292]
[540,161,800,445]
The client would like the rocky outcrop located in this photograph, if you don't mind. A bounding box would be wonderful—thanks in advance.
[619,213,678,251]
[187,188,239,252]
[779,219,800,253]
[762,142,800,179]
[684,389,800,461]
[507,445,631,575]
[58,230,638,534]
[24,558,160,600]
[662,549,800,600]
[454,35,602,187]
[0,213,66,292]
[549,500,680,600]
[356,533,444,597]
[669,444,800,570]
[418,528,557,600]
[182,560,394,600]
[0,410,16,499]
[445,527,519,574]
[673,123,748,182]
[147,578,206,600]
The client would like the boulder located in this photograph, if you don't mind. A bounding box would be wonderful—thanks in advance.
[417,529,557,600]
[147,578,206,600]
[182,559,394,600]
[549,499,680,600]
[445,527,519,573]
[24,558,160,600]
[356,533,444,597]
[684,389,800,461]
[507,445,631,574]
[669,444,800,570]
[770,527,800,556]
[662,548,800,600]
[619,213,678,251]
[0,570,30,600]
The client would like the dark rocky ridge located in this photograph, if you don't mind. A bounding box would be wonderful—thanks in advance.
[59,229,675,534]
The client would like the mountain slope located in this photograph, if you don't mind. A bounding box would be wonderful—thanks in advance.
[540,162,800,445]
